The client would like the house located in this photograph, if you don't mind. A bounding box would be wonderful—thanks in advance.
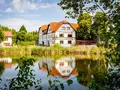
[38,56,77,77]
[1,31,12,46]
[38,20,78,47]
[0,58,12,68]
[55,56,76,76]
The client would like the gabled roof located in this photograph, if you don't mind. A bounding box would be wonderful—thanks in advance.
[40,25,48,31]
[40,20,78,32]
[4,31,12,37]
[40,66,78,79]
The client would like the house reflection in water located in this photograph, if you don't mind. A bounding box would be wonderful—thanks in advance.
[55,57,76,76]
[38,56,78,78]
[0,58,12,68]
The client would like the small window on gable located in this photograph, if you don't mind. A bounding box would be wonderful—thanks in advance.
[60,40,63,44]
[67,27,70,30]
[62,26,65,30]
[68,34,72,37]
[59,34,64,37]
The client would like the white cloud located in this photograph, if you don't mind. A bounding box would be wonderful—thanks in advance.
[5,8,13,12]
[10,0,57,13]
[12,0,23,12]
[0,18,49,32]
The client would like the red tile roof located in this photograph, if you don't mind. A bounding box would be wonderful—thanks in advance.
[4,31,12,37]
[40,20,78,32]
[40,66,78,79]
[40,25,48,31]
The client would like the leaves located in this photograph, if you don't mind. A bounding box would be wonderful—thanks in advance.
[48,80,52,86]
[60,84,64,90]
[0,31,4,43]
[67,80,73,86]
[19,25,27,33]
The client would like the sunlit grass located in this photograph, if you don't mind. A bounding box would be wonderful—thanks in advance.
[0,45,106,57]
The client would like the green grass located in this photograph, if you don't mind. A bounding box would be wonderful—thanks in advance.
[0,45,106,57]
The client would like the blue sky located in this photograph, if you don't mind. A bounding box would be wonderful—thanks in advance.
[0,0,76,32]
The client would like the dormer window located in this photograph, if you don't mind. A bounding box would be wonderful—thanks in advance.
[62,26,65,30]
[67,27,70,30]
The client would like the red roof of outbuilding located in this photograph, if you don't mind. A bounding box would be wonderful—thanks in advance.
[4,31,12,37]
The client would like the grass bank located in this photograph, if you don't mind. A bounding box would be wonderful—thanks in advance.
[0,45,105,57]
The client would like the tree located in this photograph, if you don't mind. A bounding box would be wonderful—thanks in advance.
[11,29,17,44]
[0,31,4,43]
[0,63,5,76]
[16,31,26,43]
[58,0,120,89]
[19,25,27,33]
[92,12,108,45]
[77,13,93,40]
[25,33,34,41]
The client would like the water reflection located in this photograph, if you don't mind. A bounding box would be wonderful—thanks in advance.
[0,58,12,76]
[38,56,78,78]
[55,57,75,76]
[0,56,107,90]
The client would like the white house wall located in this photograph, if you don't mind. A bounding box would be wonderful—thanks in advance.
[54,24,76,47]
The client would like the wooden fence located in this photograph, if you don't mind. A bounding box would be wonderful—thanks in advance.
[76,40,96,45]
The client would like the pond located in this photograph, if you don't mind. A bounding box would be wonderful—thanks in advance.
[0,55,107,90]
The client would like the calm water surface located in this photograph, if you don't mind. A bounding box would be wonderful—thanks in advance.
[0,55,106,90]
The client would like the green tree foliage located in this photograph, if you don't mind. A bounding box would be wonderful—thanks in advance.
[19,25,27,33]
[16,31,26,43]
[16,25,27,43]
[58,0,89,18]
[77,13,94,40]
[92,12,108,45]
[0,25,11,32]
[11,29,17,44]
[58,0,120,90]
[0,63,5,76]
[0,31,4,43]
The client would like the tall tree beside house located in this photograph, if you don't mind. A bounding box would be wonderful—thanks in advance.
[92,12,108,45]
[19,25,27,33]
[0,30,4,43]
[16,25,27,43]
[76,13,94,40]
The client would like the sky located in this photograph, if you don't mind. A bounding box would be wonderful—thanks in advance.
[0,0,76,32]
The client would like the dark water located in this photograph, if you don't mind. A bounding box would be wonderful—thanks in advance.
[0,55,106,90]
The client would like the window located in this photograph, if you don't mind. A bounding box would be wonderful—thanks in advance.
[59,34,64,37]
[60,62,64,66]
[67,70,70,73]
[68,34,72,37]
[67,27,70,30]
[62,26,65,30]
[60,40,64,44]
[62,70,65,73]
[68,41,71,44]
